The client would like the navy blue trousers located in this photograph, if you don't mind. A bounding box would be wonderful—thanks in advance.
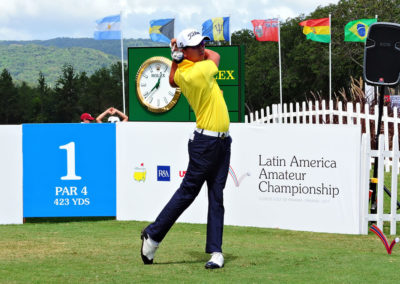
[145,131,232,253]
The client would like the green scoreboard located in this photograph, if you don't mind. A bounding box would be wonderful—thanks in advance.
[128,45,245,122]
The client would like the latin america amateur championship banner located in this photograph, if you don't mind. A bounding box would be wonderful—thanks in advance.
[116,123,361,234]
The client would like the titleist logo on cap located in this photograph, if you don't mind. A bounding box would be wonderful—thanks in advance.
[187,31,200,40]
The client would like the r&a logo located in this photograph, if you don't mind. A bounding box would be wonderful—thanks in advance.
[157,165,171,181]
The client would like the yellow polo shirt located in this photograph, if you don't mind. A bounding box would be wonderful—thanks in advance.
[174,59,230,132]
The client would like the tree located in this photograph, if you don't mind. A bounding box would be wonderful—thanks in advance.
[81,62,127,117]
[0,69,19,123]
[231,0,400,114]
[53,64,83,122]
[36,71,55,122]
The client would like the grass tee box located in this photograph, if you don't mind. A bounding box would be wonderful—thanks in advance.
[128,46,245,122]
[1,220,400,283]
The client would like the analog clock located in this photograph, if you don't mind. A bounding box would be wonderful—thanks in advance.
[136,56,181,113]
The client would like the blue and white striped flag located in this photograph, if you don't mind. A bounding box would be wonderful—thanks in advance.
[94,14,121,40]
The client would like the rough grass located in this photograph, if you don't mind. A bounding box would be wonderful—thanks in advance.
[1,220,400,283]
[0,172,399,283]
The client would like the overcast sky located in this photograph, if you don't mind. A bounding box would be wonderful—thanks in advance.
[0,0,338,40]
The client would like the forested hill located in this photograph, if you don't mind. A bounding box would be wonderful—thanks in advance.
[0,38,166,86]
[0,37,166,58]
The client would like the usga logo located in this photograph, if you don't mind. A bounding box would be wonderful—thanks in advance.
[157,165,170,181]
[178,166,250,187]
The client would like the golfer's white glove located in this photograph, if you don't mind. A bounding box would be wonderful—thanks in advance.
[171,50,184,63]
[170,42,184,63]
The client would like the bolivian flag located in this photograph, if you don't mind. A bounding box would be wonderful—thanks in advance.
[299,18,330,43]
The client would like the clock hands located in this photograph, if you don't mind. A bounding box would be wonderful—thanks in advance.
[150,72,162,92]
[147,72,163,101]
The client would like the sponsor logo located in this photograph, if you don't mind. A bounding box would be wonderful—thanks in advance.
[133,163,146,182]
[157,165,170,181]
[151,73,166,78]
[187,31,200,40]
[178,166,250,188]
[229,165,251,187]
[215,70,235,80]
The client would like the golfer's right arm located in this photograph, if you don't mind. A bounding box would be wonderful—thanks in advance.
[169,60,178,88]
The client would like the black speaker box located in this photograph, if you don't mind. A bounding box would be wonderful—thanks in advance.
[364,22,400,86]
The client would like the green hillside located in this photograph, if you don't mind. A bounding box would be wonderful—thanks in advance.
[0,37,165,59]
[0,38,166,86]
[0,44,119,86]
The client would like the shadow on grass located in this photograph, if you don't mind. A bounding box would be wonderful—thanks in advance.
[154,250,238,265]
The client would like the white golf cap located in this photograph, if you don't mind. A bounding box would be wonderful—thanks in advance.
[108,116,120,123]
[177,29,210,48]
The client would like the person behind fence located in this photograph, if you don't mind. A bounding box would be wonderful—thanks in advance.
[140,28,232,269]
[96,107,128,123]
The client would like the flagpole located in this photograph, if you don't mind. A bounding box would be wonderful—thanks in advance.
[120,11,126,114]
[278,18,282,108]
[329,13,332,101]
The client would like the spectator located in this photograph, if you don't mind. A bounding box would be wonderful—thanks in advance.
[96,107,128,123]
[80,113,95,123]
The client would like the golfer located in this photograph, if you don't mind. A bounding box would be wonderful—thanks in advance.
[140,28,232,269]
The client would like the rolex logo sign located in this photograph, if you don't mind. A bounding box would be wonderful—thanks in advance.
[215,70,235,80]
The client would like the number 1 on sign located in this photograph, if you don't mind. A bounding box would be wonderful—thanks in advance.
[59,142,81,180]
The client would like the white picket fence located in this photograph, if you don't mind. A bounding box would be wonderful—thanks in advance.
[246,100,400,234]
[360,134,400,235]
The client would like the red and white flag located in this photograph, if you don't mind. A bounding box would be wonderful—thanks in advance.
[251,19,279,42]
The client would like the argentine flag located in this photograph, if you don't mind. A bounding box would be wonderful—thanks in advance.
[94,14,121,40]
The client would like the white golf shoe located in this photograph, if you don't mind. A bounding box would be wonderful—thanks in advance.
[205,252,224,269]
[140,231,159,264]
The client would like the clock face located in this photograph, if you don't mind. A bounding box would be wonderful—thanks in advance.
[136,56,181,113]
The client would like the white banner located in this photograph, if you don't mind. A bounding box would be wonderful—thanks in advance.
[117,122,361,234]
[116,122,209,224]
[0,126,23,225]
[225,123,361,234]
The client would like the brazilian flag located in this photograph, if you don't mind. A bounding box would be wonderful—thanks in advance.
[344,18,377,42]
[149,18,174,43]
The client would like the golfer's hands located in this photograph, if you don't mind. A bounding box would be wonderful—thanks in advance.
[170,38,178,51]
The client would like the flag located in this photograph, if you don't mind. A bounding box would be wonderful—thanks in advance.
[94,14,121,40]
[299,18,330,43]
[251,19,279,42]
[149,18,174,43]
[202,17,230,41]
[344,18,377,42]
